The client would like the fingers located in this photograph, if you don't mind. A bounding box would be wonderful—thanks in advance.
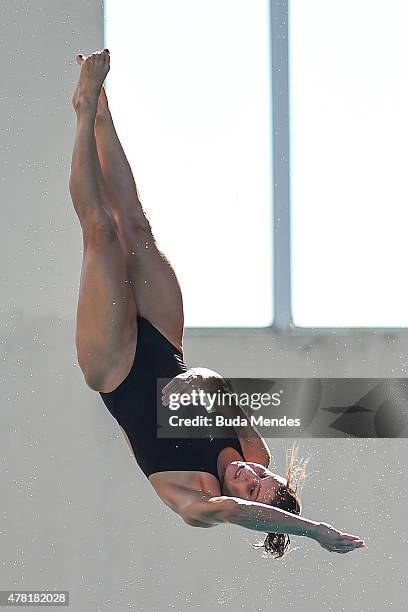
[162,372,193,395]
[162,384,178,406]
[161,372,201,406]
[340,535,366,546]
[333,548,354,554]
[162,375,185,396]
[341,532,362,541]
[320,531,366,554]
[162,373,186,393]
[336,541,364,550]
[161,381,172,396]
[336,539,366,549]
[332,545,363,554]
[162,381,188,400]
[326,539,366,553]
[162,378,186,406]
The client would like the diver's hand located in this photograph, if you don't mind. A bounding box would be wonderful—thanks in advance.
[312,522,366,554]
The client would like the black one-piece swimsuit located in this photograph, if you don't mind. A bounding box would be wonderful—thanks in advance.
[99,316,243,480]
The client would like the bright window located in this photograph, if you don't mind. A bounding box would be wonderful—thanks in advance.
[105,0,273,327]
[290,0,408,327]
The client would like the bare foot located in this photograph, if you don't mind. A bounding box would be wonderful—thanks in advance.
[72,49,110,115]
[76,52,110,119]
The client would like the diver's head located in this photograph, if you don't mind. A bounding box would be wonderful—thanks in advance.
[222,445,309,559]
[222,461,289,505]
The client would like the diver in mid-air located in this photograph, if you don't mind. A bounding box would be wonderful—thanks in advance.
[69,49,366,558]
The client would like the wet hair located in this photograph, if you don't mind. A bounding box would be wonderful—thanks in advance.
[252,443,310,559]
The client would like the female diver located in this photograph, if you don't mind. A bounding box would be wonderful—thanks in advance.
[69,49,366,558]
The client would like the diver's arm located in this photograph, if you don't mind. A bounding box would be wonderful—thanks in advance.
[223,498,365,552]
[182,497,366,553]
[220,401,271,467]
[181,495,316,536]
[224,497,318,535]
[201,369,271,467]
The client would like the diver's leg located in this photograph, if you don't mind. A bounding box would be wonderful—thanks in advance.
[83,62,184,352]
[70,50,137,392]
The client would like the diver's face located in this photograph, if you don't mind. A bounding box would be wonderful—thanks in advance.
[221,461,287,504]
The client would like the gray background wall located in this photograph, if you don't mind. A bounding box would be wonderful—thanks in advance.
[1,1,407,611]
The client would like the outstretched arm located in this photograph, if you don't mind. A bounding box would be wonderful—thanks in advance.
[181,496,365,554]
